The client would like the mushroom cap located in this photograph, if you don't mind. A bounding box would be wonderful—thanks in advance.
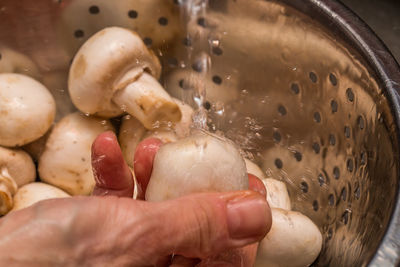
[0,47,41,80]
[262,178,291,210]
[245,159,291,210]
[0,146,36,187]
[144,130,178,144]
[146,131,248,201]
[39,112,114,195]
[245,158,266,179]
[11,182,70,211]
[0,73,56,147]
[68,27,161,118]
[256,208,322,267]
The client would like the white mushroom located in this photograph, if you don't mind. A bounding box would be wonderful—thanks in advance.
[172,98,194,139]
[118,98,193,166]
[119,115,147,166]
[144,130,178,144]
[39,112,114,195]
[0,170,17,216]
[256,208,322,267]
[0,147,36,215]
[0,47,41,80]
[11,182,70,212]
[0,73,56,147]
[262,178,291,210]
[245,159,291,210]
[68,27,181,129]
[146,131,248,201]
[0,147,36,187]
[245,158,267,179]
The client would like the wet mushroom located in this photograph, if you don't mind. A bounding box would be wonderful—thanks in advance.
[118,115,179,167]
[39,112,114,195]
[0,46,41,80]
[256,208,322,267]
[11,182,70,212]
[0,73,56,147]
[245,159,291,210]
[245,158,267,179]
[146,131,248,201]
[171,98,194,139]
[68,27,181,129]
[262,178,291,210]
[0,146,36,215]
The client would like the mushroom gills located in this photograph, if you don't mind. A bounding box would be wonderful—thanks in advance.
[0,168,18,215]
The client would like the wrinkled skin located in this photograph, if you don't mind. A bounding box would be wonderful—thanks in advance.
[0,131,271,266]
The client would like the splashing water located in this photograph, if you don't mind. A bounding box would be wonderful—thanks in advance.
[178,0,210,131]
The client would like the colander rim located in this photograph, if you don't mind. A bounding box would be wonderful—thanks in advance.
[277,0,400,265]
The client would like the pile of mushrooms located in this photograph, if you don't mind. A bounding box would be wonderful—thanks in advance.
[0,73,70,215]
[0,25,322,266]
[245,160,322,267]
[0,26,187,214]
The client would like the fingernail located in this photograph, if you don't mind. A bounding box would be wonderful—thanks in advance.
[226,193,269,240]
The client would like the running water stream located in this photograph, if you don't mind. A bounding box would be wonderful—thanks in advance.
[177,0,211,131]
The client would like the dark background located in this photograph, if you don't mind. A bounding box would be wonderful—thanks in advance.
[340,0,400,63]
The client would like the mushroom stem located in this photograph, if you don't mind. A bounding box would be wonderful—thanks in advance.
[112,72,182,130]
[0,168,18,215]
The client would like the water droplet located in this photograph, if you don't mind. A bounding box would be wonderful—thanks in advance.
[214,102,225,116]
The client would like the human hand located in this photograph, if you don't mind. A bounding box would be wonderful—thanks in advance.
[0,131,271,266]
[92,131,271,266]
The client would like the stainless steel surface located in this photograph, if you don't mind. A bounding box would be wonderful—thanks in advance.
[0,0,399,266]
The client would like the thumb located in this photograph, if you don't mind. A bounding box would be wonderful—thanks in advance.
[126,190,271,262]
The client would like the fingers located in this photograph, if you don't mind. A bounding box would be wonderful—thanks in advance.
[198,244,259,267]
[119,190,271,262]
[248,174,266,197]
[2,191,270,266]
[170,256,200,267]
[91,131,134,197]
[133,138,163,196]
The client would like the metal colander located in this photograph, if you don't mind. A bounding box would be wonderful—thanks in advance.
[0,0,399,266]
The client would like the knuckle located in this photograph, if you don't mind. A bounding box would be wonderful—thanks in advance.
[190,200,215,257]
